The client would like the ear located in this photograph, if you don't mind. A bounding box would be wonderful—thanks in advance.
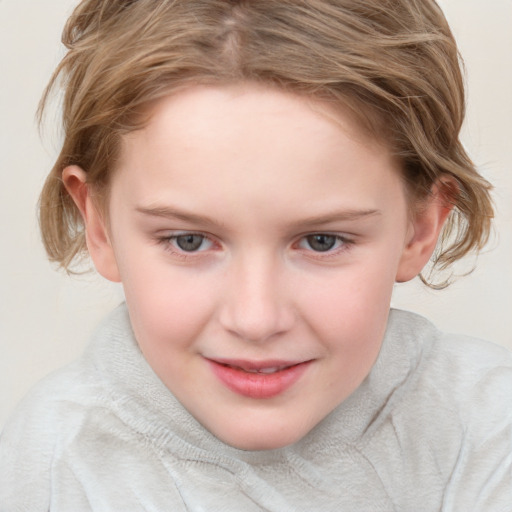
[396,178,456,283]
[62,166,121,282]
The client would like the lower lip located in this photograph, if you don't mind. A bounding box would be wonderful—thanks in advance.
[207,360,311,399]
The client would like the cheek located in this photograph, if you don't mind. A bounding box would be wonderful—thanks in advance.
[293,256,397,374]
[117,251,219,353]
[296,260,396,327]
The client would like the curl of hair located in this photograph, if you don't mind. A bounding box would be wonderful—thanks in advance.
[39,0,493,286]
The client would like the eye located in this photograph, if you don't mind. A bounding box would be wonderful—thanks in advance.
[302,234,339,252]
[169,233,213,252]
[297,233,351,253]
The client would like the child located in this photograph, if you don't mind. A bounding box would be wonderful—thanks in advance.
[1,0,511,510]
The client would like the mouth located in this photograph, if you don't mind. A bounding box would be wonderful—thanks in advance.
[206,358,312,399]
[217,359,300,373]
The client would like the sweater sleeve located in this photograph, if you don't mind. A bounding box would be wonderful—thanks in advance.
[0,367,191,512]
[441,362,512,511]
[0,386,58,512]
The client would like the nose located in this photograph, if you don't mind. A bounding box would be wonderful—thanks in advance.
[219,252,295,343]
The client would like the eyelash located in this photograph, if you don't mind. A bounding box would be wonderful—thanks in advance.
[295,233,354,258]
[156,232,355,259]
[156,232,217,260]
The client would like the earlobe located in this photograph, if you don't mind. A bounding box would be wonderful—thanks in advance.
[62,166,121,282]
[395,179,456,283]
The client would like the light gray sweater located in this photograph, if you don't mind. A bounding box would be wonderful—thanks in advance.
[1,305,511,511]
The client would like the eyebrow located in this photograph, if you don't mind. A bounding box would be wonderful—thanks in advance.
[136,206,225,229]
[294,208,381,228]
[136,205,381,228]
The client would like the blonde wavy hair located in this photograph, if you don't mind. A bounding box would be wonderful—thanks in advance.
[39,0,493,286]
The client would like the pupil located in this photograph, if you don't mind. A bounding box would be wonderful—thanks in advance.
[176,234,203,251]
[307,234,336,252]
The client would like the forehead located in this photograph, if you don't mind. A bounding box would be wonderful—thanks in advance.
[113,83,405,220]
[121,82,392,168]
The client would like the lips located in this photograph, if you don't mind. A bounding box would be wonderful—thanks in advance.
[207,358,311,399]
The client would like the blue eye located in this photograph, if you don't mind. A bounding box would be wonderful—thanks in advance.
[305,234,337,252]
[170,234,212,252]
[297,234,351,253]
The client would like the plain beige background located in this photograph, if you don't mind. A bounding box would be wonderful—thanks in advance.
[1,0,511,428]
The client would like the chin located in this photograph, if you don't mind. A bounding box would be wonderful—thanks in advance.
[213,420,312,451]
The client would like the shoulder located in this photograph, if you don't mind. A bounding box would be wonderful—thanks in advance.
[387,308,512,427]
[387,309,512,507]
[390,308,512,400]
[388,307,512,373]
[0,356,105,509]
[378,309,512,424]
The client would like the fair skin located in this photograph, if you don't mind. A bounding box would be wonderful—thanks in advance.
[64,83,450,450]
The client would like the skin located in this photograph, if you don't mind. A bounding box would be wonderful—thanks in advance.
[64,83,451,450]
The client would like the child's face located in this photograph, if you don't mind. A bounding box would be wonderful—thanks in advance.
[85,84,429,450]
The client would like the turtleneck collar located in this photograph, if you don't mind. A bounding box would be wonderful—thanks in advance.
[85,303,432,466]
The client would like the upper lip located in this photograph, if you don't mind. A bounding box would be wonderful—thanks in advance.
[206,357,310,372]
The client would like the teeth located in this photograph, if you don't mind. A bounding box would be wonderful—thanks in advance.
[257,367,282,374]
[226,364,286,374]
[247,366,287,374]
